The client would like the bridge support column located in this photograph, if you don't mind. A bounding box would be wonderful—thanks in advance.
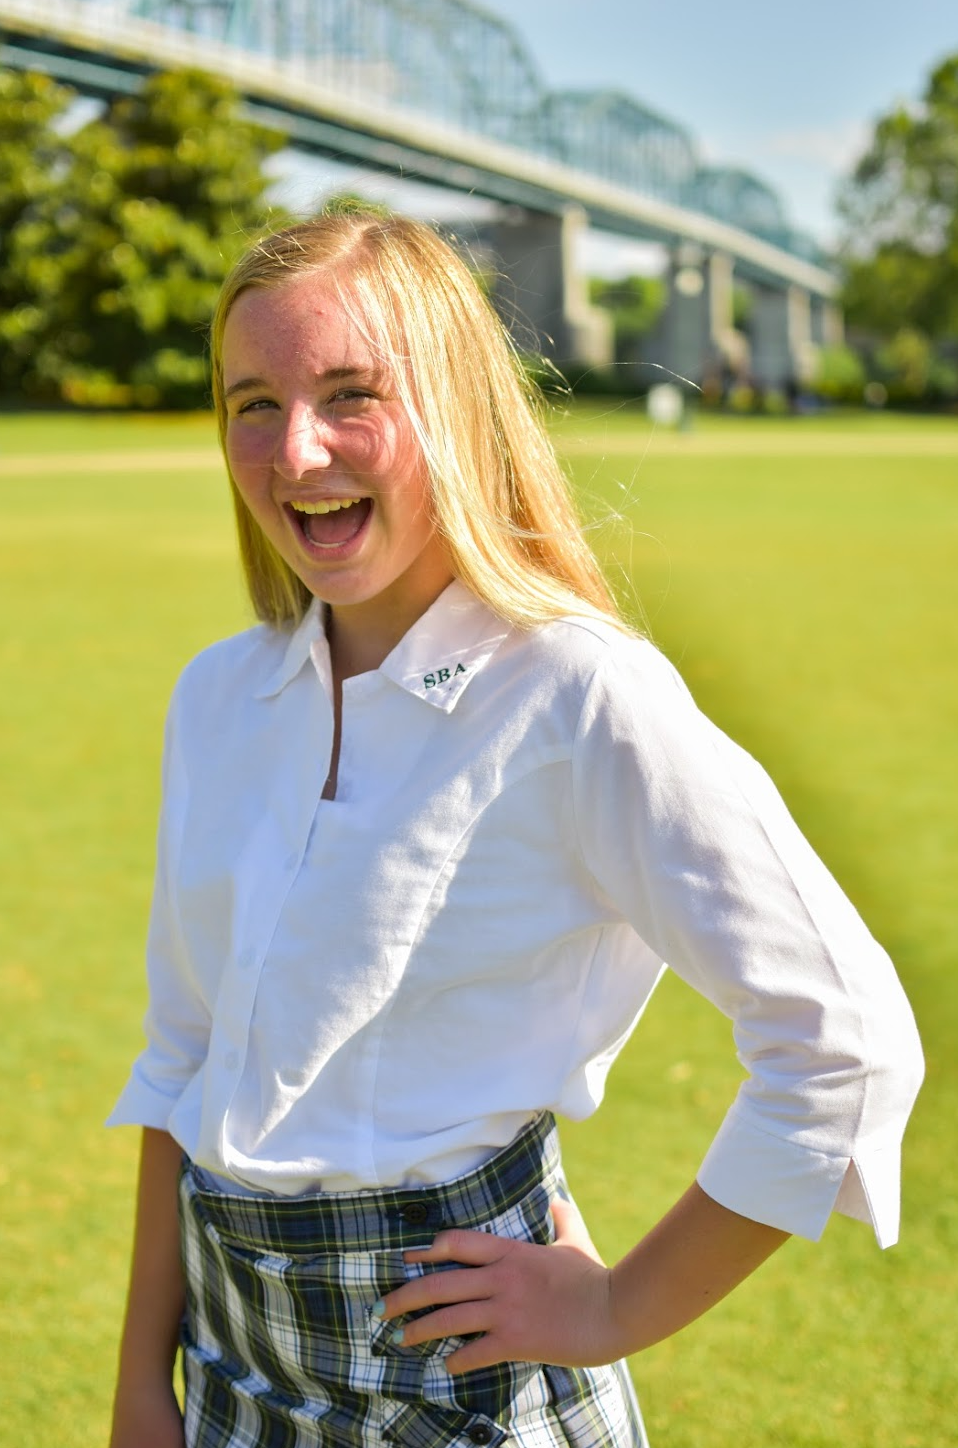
[750,283,819,389]
[481,206,612,368]
[810,296,844,349]
[646,245,740,388]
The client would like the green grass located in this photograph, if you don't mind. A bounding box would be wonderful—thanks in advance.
[1,408,954,1446]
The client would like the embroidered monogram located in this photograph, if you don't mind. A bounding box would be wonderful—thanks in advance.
[423,663,468,689]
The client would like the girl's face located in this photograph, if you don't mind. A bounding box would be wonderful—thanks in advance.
[222,271,453,644]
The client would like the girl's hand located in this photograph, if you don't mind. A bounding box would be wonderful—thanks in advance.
[374,1198,629,1373]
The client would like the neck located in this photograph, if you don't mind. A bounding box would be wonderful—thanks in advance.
[326,571,455,680]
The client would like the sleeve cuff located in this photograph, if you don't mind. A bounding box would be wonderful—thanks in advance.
[105,1063,182,1133]
[696,1106,903,1248]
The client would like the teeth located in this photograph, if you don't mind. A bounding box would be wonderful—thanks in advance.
[290,498,363,515]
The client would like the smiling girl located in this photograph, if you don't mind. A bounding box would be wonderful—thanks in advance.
[107,207,922,1448]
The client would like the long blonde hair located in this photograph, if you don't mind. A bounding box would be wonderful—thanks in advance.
[210,204,627,633]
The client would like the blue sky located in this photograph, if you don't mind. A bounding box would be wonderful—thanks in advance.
[504,0,956,241]
[269,0,957,271]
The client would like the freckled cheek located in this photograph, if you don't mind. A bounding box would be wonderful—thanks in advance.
[226,424,277,476]
[342,416,420,476]
[226,439,281,529]
[335,420,386,473]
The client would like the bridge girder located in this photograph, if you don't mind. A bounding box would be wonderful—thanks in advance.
[542,89,699,204]
[130,0,547,144]
[121,0,820,265]
[2,0,830,278]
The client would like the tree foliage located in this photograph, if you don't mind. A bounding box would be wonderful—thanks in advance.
[812,344,865,404]
[589,274,665,344]
[0,67,286,407]
[0,70,75,389]
[837,53,958,346]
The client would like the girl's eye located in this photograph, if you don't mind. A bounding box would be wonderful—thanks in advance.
[329,388,375,405]
[236,397,277,415]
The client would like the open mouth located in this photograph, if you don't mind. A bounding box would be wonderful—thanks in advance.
[288,496,372,550]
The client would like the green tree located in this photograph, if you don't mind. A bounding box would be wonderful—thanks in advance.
[2,68,286,407]
[837,53,958,345]
[589,274,666,347]
[875,327,958,403]
[812,343,865,404]
[0,69,75,391]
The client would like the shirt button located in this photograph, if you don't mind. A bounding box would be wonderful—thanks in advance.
[466,1426,494,1445]
[224,1051,239,1071]
[283,852,298,872]
[237,948,254,970]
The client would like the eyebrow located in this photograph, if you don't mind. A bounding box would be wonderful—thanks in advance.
[223,367,383,402]
[224,376,268,401]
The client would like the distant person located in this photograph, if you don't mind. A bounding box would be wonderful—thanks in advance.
[106,205,923,1448]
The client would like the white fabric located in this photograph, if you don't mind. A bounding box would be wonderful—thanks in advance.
[108,581,923,1245]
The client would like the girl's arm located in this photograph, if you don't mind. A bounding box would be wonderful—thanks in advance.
[109,1128,187,1448]
[606,1180,789,1349]
[373,1179,787,1372]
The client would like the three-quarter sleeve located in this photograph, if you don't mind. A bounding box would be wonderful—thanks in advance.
[571,639,923,1245]
[107,679,211,1131]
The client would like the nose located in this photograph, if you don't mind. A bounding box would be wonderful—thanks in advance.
[274,407,334,480]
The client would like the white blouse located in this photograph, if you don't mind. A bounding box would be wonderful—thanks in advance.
[108,581,923,1245]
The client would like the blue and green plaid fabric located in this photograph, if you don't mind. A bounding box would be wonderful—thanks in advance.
[178,1112,649,1448]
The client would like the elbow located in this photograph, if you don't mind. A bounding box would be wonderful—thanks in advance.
[857,1003,924,1138]
[898,1013,925,1113]
[889,994,924,1103]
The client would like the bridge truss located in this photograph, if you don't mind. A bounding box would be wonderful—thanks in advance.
[119,0,818,263]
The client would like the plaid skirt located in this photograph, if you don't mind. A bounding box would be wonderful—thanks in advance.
[178,1112,649,1448]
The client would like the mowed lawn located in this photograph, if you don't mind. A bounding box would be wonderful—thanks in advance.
[1,407,955,1446]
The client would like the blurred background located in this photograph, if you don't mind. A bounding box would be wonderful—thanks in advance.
[2,0,957,409]
[1,3,956,1445]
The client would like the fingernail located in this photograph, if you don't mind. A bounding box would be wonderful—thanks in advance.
[371,1300,386,1319]
[390,1328,405,1346]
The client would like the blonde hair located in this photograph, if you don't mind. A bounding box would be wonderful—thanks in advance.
[210,204,628,633]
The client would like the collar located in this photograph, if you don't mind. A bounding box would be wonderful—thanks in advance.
[255,581,512,713]
[255,603,326,700]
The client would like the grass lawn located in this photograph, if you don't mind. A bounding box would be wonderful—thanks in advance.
[1,406,955,1446]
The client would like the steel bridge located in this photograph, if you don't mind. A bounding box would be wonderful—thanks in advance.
[1,0,841,385]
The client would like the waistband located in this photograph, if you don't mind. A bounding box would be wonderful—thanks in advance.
[181,1111,560,1254]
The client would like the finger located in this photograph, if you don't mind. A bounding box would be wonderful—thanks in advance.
[403,1227,511,1268]
[376,1266,493,1321]
[443,1332,510,1375]
[394,1301,490,1348]
[550,1197,603,1261]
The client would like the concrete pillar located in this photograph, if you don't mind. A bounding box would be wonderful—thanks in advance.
[749,283,790,389]
[788,285,817,384]
[645,245,740,388]
[810,296,845,349]
[709,250,735,354]
[750,283,822,389]
[481,205,613,369]
[748,284,788,387]
[708,250,750,378]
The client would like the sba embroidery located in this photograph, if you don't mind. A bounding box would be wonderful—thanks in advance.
[423,663,468,688]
